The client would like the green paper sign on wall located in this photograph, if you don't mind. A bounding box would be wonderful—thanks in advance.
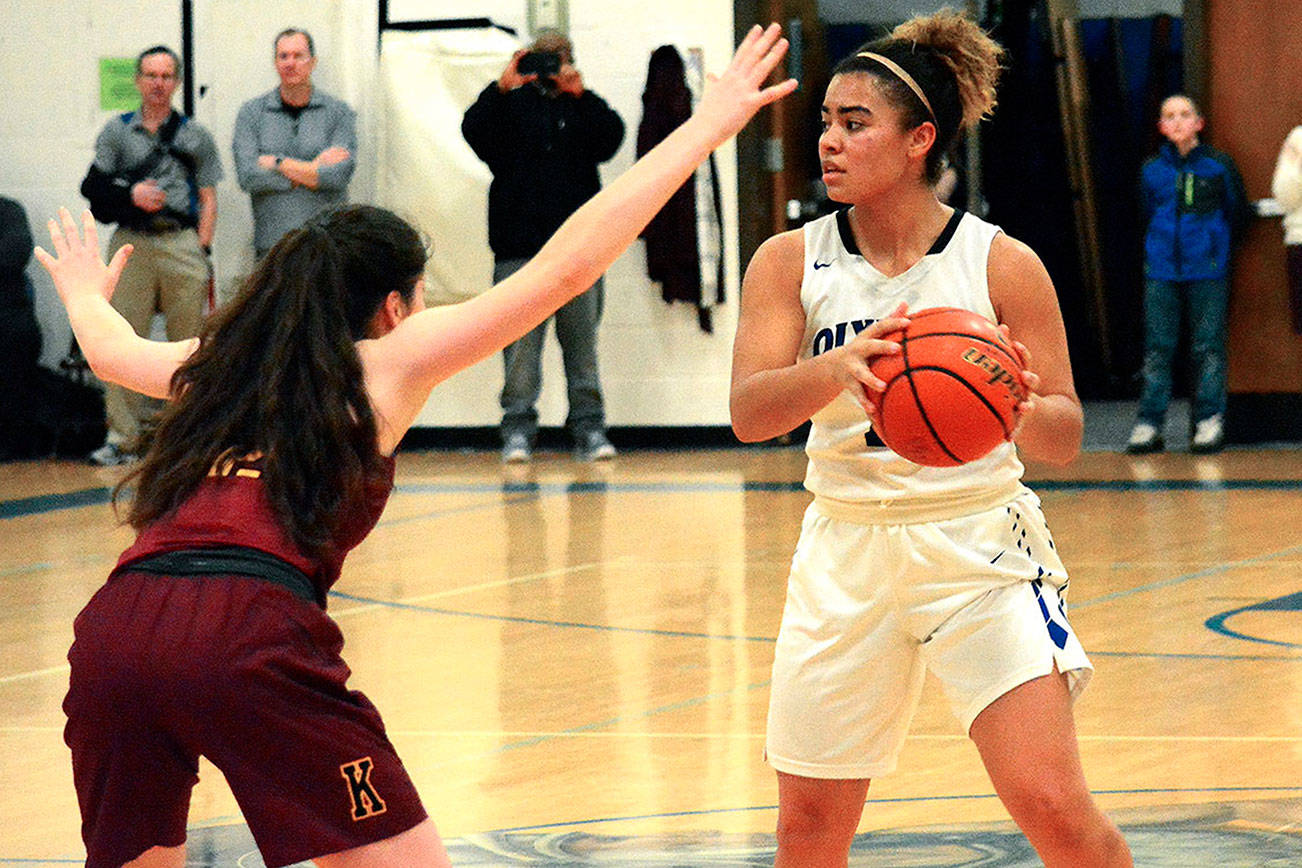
[99,57,137,112]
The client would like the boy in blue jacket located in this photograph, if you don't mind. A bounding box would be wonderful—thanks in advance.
[1127,94,1249,454]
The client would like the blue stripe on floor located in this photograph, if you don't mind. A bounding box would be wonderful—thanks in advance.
[8,477,1302,520]
[0,487,112,519]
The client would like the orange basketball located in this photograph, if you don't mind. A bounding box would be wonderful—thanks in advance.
[867,307,1026,467]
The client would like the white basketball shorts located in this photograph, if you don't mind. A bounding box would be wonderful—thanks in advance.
[765,487,1091,780]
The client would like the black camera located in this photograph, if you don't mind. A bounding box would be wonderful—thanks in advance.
[518,51,561,78]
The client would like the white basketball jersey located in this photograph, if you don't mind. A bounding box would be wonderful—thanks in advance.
[799,208,1026,520]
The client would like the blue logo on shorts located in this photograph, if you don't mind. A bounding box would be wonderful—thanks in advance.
[1031,577,1069,650]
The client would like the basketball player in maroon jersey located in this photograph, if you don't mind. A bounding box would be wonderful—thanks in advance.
[728,10,1131,868]
[36,25,796,868]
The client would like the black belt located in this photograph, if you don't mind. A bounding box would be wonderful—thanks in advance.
[122,212,197,234]
[122,546,320,607]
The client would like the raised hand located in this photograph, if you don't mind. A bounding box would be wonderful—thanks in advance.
[33,208,132,308]
[695,23,798,141]
[554,63,584,97]
[498,49,538,92]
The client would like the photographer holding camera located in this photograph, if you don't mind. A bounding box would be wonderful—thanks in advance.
[462,31,625,463]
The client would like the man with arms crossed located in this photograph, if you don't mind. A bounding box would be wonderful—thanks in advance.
[233,28,357,257]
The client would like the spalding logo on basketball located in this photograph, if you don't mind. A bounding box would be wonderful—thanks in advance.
[867,307,1026,467]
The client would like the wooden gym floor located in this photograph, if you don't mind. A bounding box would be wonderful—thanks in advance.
[1,439,1300,866]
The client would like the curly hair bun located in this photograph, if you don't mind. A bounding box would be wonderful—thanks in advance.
[892,8,1004,131]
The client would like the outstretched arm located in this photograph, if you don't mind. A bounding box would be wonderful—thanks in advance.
[34,209,197,398]
[361,24,798,450]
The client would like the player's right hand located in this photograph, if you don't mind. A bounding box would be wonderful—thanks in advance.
[830,303,909,416]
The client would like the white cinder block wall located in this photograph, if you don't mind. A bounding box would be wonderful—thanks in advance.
[2,0,182,368]
[2,0,744,431]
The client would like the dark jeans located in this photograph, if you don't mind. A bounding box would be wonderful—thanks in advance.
[495,258,606,444]
[1137,277,1228,426]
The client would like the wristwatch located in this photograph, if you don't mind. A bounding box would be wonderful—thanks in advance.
[274,156,284,167]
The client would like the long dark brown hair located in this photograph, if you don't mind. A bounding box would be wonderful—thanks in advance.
[119,205,426,559]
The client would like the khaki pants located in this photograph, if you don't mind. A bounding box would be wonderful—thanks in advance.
[103,227,208,448]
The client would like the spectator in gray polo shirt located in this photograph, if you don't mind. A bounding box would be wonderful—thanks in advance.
[82,45,223,466]
[232,28,357,257]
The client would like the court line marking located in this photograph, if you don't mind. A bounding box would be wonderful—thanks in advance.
[328,562,604,618]
[486,787,1302,833]
[0,486,112,519]
[6,475,1302,521]
[2,596,1298,689]
[387,731,1302,744]
[325,589,1302,662]
[326,588,782,643]
[1073,542,1302,608]
[4,479,1300,687]
[1204,592,1302,649]
[0,664,69,686]
[93,787,1302,865]
[2,726,1297,745]
[423,677,777,772]
[6,477,1300,858]
[0,554,117,580]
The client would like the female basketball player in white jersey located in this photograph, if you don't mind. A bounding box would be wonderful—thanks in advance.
[730,11,1131,868]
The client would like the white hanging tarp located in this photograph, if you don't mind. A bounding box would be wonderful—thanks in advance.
[376,27,518,305]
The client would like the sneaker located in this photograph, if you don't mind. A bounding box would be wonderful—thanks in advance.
[88,442,136,467]
[577,431,616,461]
[1125,422,1163,454]
[1191,414,1225,454]
[501,434,532,464]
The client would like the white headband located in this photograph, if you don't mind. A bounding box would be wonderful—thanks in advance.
[858,51,936,124]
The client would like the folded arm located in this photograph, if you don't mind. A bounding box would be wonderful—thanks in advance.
[232,105,292,194]
[276,108,357,191]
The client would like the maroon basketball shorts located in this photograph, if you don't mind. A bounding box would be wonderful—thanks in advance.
[63,572,427,868]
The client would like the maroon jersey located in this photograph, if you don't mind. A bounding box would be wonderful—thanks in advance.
[65,451,427,866]
[113,452,395,603]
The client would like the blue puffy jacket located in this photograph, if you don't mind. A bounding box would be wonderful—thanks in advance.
[1140,142,1250,281]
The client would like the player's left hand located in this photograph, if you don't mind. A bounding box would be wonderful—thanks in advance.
[34,208,131,307]
[999,323,1040,440]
